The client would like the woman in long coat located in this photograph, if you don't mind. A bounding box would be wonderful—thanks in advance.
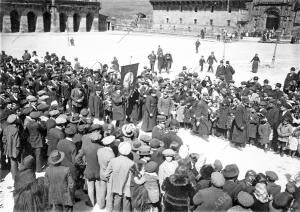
[191,97,210,138]
[231,99,249,147]
[141,89,158,132]
[250,53,260,73]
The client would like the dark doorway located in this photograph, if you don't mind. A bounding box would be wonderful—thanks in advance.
[10,10,20,32]
[86,13,94,32]
[43,11,51,32]
[266,11,280,30]
[59,13,67,32]
[27,12,36,32]
[107,22,110,30]
[73,13,80,32]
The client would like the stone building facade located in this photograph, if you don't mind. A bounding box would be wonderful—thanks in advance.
[0,0,101,33]
[149,0,300,37]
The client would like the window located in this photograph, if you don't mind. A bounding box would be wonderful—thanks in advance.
[195,7,198,12]
[194,19,197,24]
[166,18,169,23]
[179,18,182,24]
[227,20,231,26]
[210,19,213,26]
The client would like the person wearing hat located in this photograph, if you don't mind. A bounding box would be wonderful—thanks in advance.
[137,145,153,164]
[224,60,235,83]
[122,123,136,142]
[46,116,66,157]
[56,125,78,180]
[158,90,173,118]
[193,172,232,211]
[207,51,218,73]
[272,83,284,100]
[277,118,293,156]
[158,148,178,187]
[222,164,242,201]
[258,116,273,151]
[76,131,103,207]
[111,86,125,127]
[266,171,281,198]
[143,161,160,207]
[148,50,156,71]
[283,67,297,92]
[27,111,45,172]
[149,138,165,167]
[141,89,158,132]
[96,135,116,209]
[13,155,45,212]
[191,97,210,140]
[2,114,21,180]
[250,53,260,73]
[70,84,85,114]
[162,165,195,211]
[103,142,134,212]
[215,60,225,79]
[238,170,257,194]
[45,150,75,211]
[269,192,293,212]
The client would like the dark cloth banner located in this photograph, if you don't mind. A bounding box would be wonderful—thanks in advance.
[120,63,139,92]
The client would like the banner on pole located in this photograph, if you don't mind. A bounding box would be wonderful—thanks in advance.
[120,63,139,92]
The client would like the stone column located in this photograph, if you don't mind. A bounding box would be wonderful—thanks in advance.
[91,16,99,31]
[67,15,74,32]
[50,7,59,32]
[79,14,86,32]
[2,15,11,32]
[19,15,28,32]
[35,15,44,32]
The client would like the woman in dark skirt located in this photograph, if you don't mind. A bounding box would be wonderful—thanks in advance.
[250,53,260,73]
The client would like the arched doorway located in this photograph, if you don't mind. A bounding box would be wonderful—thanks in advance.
[86,13,94,32]
[10,10,20,32]
[73,13,80,32]
[59,13,67,32]
[27,11,36,32]
[265,8,280,30]
[43,11,51,32]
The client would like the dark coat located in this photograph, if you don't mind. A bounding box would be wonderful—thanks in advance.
[284,73,297,90]
[44,165,75,206]
[141,95,158,132]
[46,127,65,156]
[248,111,259,139]
[162,175,194,212]
[111,92,125,121]
[89,93,104,119]
[215,65,225,79]
[251,195,269,212]
[193,186,232,211]
[2,124,20,158]
[27,120,45,149]
[216,105,230,130]
[266,182,281,198]
[223,180,242,203]
[231,104,249,145]
[191,100,209,136]
[224,65,235,82]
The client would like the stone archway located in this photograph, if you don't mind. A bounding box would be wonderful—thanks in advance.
[43,11,51,32]
[265,8,280,30]
[27,11,36,32]
[10,10,20,32]
[59,13,67,32]
[73,13,80,32]
[86,13,94,32]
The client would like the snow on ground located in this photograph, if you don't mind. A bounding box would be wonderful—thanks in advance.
[0,31,300,211]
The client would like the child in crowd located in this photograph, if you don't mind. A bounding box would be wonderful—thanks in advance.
[277,119,293,156]
[258,117,272,151]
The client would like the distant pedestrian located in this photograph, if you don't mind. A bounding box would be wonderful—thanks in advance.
[251,53,260,73]
[195,39,201,54]
[207,52,218,73]
[199,56,205,72]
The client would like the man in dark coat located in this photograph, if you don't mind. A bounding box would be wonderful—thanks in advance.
[191,96,210,139]
[157,53,164,74]
[46,116,66,157]
[45,150,75,211]
[215,60,225,79]
[111,87,125,127]
[283,67,297,92]
[195,39,201,54]
[224,61,235,83]
[148,51,156,71]
[222,164,242,202]
[141,89,158,132]
[2,114,20,180]
[126,87,140,124]
[27,111,46,172]
[207,52,217,73]
[231,97,249,147]
[272,83,284,100]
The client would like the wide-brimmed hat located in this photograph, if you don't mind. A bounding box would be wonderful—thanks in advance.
[118,142,132,155]
[48,150,65,165]
[162,149,176,157]
[237,191,254,208]
[122,124,135,137]
[19,155,35,171]
[7,114,18,124]
[137,145,153,156]
[211,172,225,188]
[222,164,240,179]
[102,135,115,145]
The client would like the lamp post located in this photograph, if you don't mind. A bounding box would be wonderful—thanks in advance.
[271,30,281,68]
[223,0,230,61]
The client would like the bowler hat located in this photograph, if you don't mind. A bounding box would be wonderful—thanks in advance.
[55,116,67,125]
[222,164,239,179]
[48,150,65,165]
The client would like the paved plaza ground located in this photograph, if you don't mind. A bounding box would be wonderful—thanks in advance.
[1,31,300,211]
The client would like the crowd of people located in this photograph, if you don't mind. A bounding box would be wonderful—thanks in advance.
[0,48,300,212]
